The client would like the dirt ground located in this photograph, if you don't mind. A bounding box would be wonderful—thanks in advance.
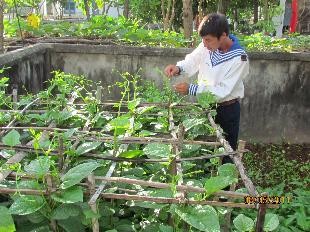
[241,142,310,189]
[245,142,310,163]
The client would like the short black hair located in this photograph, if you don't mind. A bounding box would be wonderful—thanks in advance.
[198,13,229,39]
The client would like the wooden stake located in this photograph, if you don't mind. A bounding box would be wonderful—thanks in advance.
[255,193,268,232]
[207,113,258,196]
[88,174,99,232]
[46,174,57,232]
[12,88,18,110]
[96,86,102,103]
[222,140,246,232]
[100,193,273,209]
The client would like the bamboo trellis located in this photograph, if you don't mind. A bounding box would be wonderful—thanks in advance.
[0,96,278,232]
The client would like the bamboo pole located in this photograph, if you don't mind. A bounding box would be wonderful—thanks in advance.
[100,193,278,209]
[0,187,48,195]
[0,127,221,146]
[46,174,57,232]
[94,176,248,199]
[0,97,39,137]
[70,135,221,146]
[12,88,18,110]
[0,143,240,163]
[0,187,279,209]
[168,105,185,228]
[207,113,258,196]
[88,174,99,232]
[255,193,268,232]
[88,113,135,205]
[222,140,246,232]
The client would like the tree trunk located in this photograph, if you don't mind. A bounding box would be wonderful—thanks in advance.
[253,0,258,23]
[233,8,238,31]
[297,0,310,33]
[263,0,268,21]
[217,0,223,13]
[198,0,203,20]
[92,1,99,16]
[123,0,129,18]
[161,0,176,31]
[182,0,193,39]
[217,0,230,15]
[83,0,91,20]
[0,0,4,54]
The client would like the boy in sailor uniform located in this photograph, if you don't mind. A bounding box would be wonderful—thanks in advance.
[164,13,249,164]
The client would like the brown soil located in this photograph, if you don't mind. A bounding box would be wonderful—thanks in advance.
[245,142,310,163]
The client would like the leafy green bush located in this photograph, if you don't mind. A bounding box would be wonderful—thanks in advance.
[4,16,191,48]
[4,15,309,51]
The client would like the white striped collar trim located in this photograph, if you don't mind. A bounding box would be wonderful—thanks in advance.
[210,49,246,67]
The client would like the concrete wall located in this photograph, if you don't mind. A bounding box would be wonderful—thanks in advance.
[0,44,309,143]
[0,44,52,94]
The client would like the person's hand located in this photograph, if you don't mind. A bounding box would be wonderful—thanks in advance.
[164,64,180,78]
[174,82,189,95]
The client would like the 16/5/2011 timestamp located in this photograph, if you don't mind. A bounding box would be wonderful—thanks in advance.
[244,195,292,204]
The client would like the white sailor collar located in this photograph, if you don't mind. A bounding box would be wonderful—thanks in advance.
[209,34,246,67]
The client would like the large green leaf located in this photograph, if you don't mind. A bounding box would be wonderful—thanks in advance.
[58,216,85,232]
[61,162,102,189]
[123,167,145,177]
[119,150,143,158]
[143,143,171,159]
[0,206,15,232]
[197,92,217,109]
[51,186,83,203]
[204,176,236,196]
[264,213,279,231]
[24,156,51,178]
[233,214,254,232]
[75,142,102,156]
[2,129,21,147]
[16,180,42,190]
[173,205,220,232]
[138,130,156,137]
[183,118,206,131]
[109,115,131,129]
[98,205,115,217]
[127,98,141,111]
[136,106,155,115]
[9,195,45,215]
[159,225,173,232]
[218,163,238,179]
[132,201,167,209]
[296,209,309,231]
[51,204,81,220]
[27,211,46,224]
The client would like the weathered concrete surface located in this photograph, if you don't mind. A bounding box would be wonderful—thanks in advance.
[242,58,310,143]
[50,44,193,99]
[0,44,53,93]
[0,44,309,143]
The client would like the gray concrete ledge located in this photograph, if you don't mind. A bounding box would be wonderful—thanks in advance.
[50,44,310,61]
[0,44,52,66]
[50,43,193,57]
[1,44,310,65]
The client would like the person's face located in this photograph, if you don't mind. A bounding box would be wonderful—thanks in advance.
[202,33,226,51]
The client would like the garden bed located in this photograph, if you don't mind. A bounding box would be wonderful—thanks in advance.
[0,71,281,232]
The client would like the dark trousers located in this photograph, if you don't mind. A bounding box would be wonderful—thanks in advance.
[215,101,240,164]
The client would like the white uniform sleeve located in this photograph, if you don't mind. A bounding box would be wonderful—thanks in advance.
[189,56,249,100]
[176,42,205,77]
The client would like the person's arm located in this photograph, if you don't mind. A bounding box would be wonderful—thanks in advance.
[175,42,205,77]
[188,56,249,99]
